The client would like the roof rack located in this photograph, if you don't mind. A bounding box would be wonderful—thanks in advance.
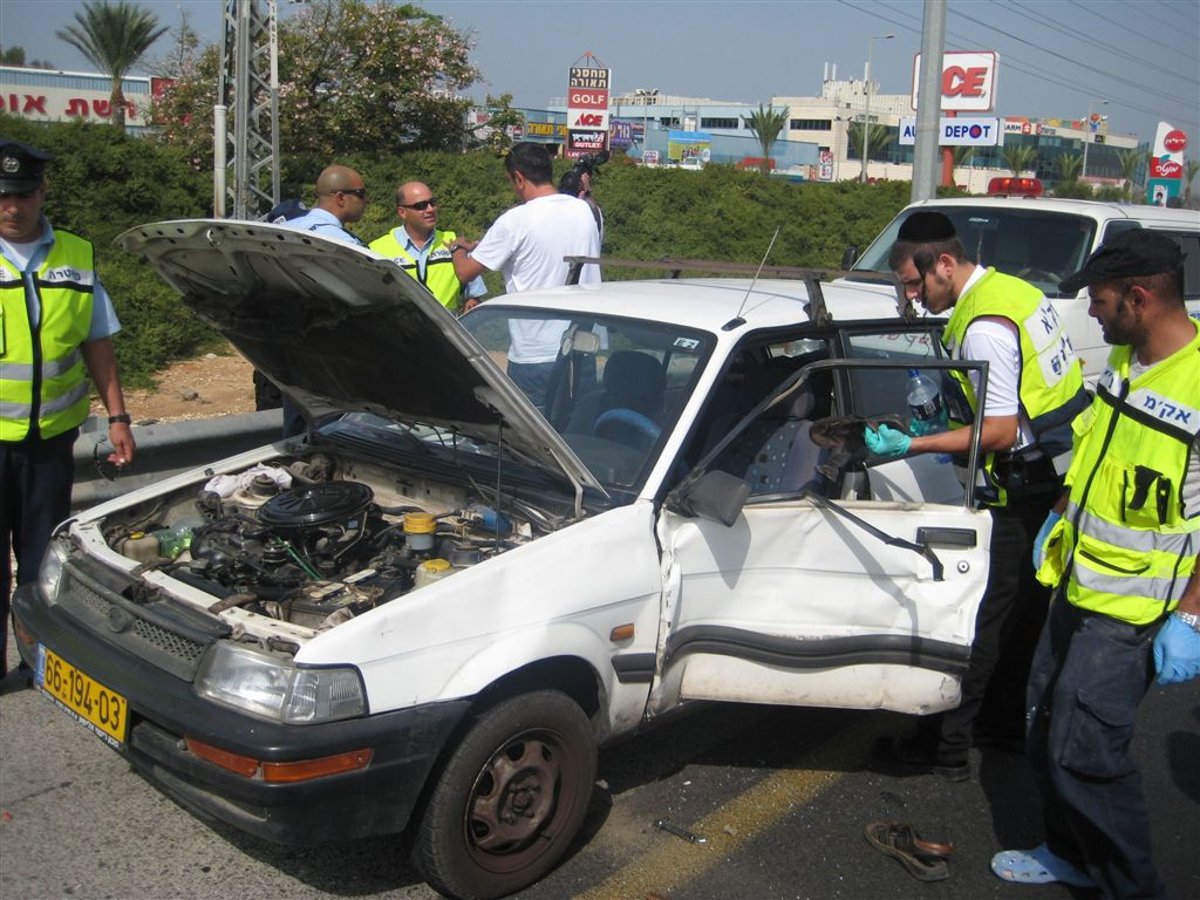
[562,255,913,324]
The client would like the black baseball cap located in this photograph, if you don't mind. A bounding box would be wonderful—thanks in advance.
[0,137,54,192]
[897,211,957,242]
[1059,229,1184,294]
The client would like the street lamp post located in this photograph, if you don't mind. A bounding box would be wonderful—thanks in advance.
[1081,98,1109,182]
[860,33,894,184]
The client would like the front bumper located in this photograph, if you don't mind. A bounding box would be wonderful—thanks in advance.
[13,582,470,845]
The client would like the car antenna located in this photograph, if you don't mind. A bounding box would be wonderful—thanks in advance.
[724,226,781,331]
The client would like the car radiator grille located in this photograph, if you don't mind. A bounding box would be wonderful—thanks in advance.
[57,560,217,681]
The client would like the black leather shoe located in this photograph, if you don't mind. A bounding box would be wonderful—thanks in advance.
[872,736,970,782]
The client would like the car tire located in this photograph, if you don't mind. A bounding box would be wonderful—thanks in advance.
[413,690,597,900]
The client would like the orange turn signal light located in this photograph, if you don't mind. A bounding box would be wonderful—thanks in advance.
[185,737,373,783]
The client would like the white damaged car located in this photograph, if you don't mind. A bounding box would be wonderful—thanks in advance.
[15,220,997,899]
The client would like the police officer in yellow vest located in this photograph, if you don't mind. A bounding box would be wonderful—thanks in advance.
[1,137,135,679]
[369,182,485,313]
[992,230,1200,896]
[866,212,1090,781]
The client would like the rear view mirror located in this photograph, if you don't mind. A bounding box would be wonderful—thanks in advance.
[841,245,859,269]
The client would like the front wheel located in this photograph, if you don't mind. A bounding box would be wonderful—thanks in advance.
[413,690,597,900]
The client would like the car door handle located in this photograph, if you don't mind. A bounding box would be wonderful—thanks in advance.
[916,527,977,548]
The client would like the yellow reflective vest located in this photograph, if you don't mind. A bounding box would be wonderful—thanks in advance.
[941,268,1089,505]
[0,229,96,441]
[369,228,464,310]
[1037,322,1200,625]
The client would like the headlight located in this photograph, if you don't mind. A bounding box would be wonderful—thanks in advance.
[195,642,366,724]
[38,536,71,605]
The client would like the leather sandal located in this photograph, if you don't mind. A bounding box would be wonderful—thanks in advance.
[864,821,951,881]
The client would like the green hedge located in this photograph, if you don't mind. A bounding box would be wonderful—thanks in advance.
[3,116,920,385]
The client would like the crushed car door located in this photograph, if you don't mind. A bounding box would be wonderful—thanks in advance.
[653,357,992,717]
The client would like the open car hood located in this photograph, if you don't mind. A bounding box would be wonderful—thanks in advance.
[117,219,606,497]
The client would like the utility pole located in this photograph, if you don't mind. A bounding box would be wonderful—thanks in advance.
[216,0,280,219]
[911,0,947,201]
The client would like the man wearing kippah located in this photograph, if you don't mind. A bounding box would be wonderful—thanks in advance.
[1,137,136,681]
[992,229,1199,896]
[867,211,1090,781]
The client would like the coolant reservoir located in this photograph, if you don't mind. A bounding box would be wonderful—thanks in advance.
[404,511,437,553]
[414,558,453,589]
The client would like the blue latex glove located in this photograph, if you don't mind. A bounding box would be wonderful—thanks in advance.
[864,423,912,457]
[1153,614,1200,686]
[1032,510,1061,570]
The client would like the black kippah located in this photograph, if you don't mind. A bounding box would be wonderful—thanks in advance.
[898,211,956,242]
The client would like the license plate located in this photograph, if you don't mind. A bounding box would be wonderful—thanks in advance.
[36,646,129,748]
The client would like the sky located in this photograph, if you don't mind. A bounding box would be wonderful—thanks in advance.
[3,0,1198,150]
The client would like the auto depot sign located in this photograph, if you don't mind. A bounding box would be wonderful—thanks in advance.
[1147,120,1187,205]
[898,117,999,146]
[911,51,998,112]
[566,62,610,158]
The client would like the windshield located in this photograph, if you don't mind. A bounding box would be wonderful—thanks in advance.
[462,307,713,491]
[851,207,1097,297]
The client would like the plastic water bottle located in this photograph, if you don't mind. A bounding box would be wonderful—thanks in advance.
[905,368,949,436]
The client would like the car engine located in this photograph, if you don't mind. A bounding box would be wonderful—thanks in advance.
[101,455,525,630]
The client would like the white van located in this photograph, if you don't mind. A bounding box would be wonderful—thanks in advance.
[842,197,1200,383]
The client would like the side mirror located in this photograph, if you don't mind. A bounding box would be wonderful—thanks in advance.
[840,245,859,269]
[666,470,750,527]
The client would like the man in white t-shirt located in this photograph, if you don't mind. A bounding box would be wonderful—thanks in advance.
[865,211,1089,782]
[451,142,600,410]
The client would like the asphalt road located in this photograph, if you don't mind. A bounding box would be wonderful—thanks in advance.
[2,629,1197,900]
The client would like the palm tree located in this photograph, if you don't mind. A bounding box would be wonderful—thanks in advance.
[742,104,789,175]
[1057,153,1084,184]
[57,1,167,129]
[1184,160,1199,207]
[950,145,975,185]
[846,121,891,174]
[1001,143,1038,178]
[1116,148,1143,202]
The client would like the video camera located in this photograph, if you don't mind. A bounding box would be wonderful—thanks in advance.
[571,149,610,177]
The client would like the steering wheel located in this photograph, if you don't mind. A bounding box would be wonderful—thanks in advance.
[1017,267,1059,284]
[593,407,661,450]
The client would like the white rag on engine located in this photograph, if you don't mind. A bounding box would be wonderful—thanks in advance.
[203,464,294,498]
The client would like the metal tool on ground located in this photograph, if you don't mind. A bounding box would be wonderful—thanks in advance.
[654,819,708,844]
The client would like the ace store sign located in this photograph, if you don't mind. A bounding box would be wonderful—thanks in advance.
[568,64,611,157]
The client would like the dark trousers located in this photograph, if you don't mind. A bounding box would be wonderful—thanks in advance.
[507,360,556,413]
[916,488,1057,763]
[1027,596,1166,899]
[1,430,77,673]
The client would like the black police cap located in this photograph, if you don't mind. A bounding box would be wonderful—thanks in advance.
[1059,229,1184,294]
[0,137,54,192]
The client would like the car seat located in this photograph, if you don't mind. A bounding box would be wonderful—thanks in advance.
[566,350,666,439]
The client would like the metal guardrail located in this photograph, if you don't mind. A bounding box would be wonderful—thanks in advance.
[71,410,282,512]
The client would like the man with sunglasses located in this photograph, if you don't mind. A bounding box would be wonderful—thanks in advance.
[285,165,368,246]
[865,211,1088,781]
[1,137,136,681]
[273,165,368,436]
[369,181,485,313]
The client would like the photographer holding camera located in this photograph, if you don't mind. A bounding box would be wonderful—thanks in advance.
[559,150,607,239]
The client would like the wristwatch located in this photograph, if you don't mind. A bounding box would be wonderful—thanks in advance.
[108,413,132,425]
[1174,609,1200,631]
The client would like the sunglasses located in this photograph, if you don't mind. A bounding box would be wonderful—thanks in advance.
[400,198,437,211]
[338,188,368,200]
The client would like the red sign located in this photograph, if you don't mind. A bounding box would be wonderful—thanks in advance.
[942,66,988,97]
[573,112,605,128]
[1164,130,1188,152]
[569,89,607,109]
[1150,157,1183,179]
